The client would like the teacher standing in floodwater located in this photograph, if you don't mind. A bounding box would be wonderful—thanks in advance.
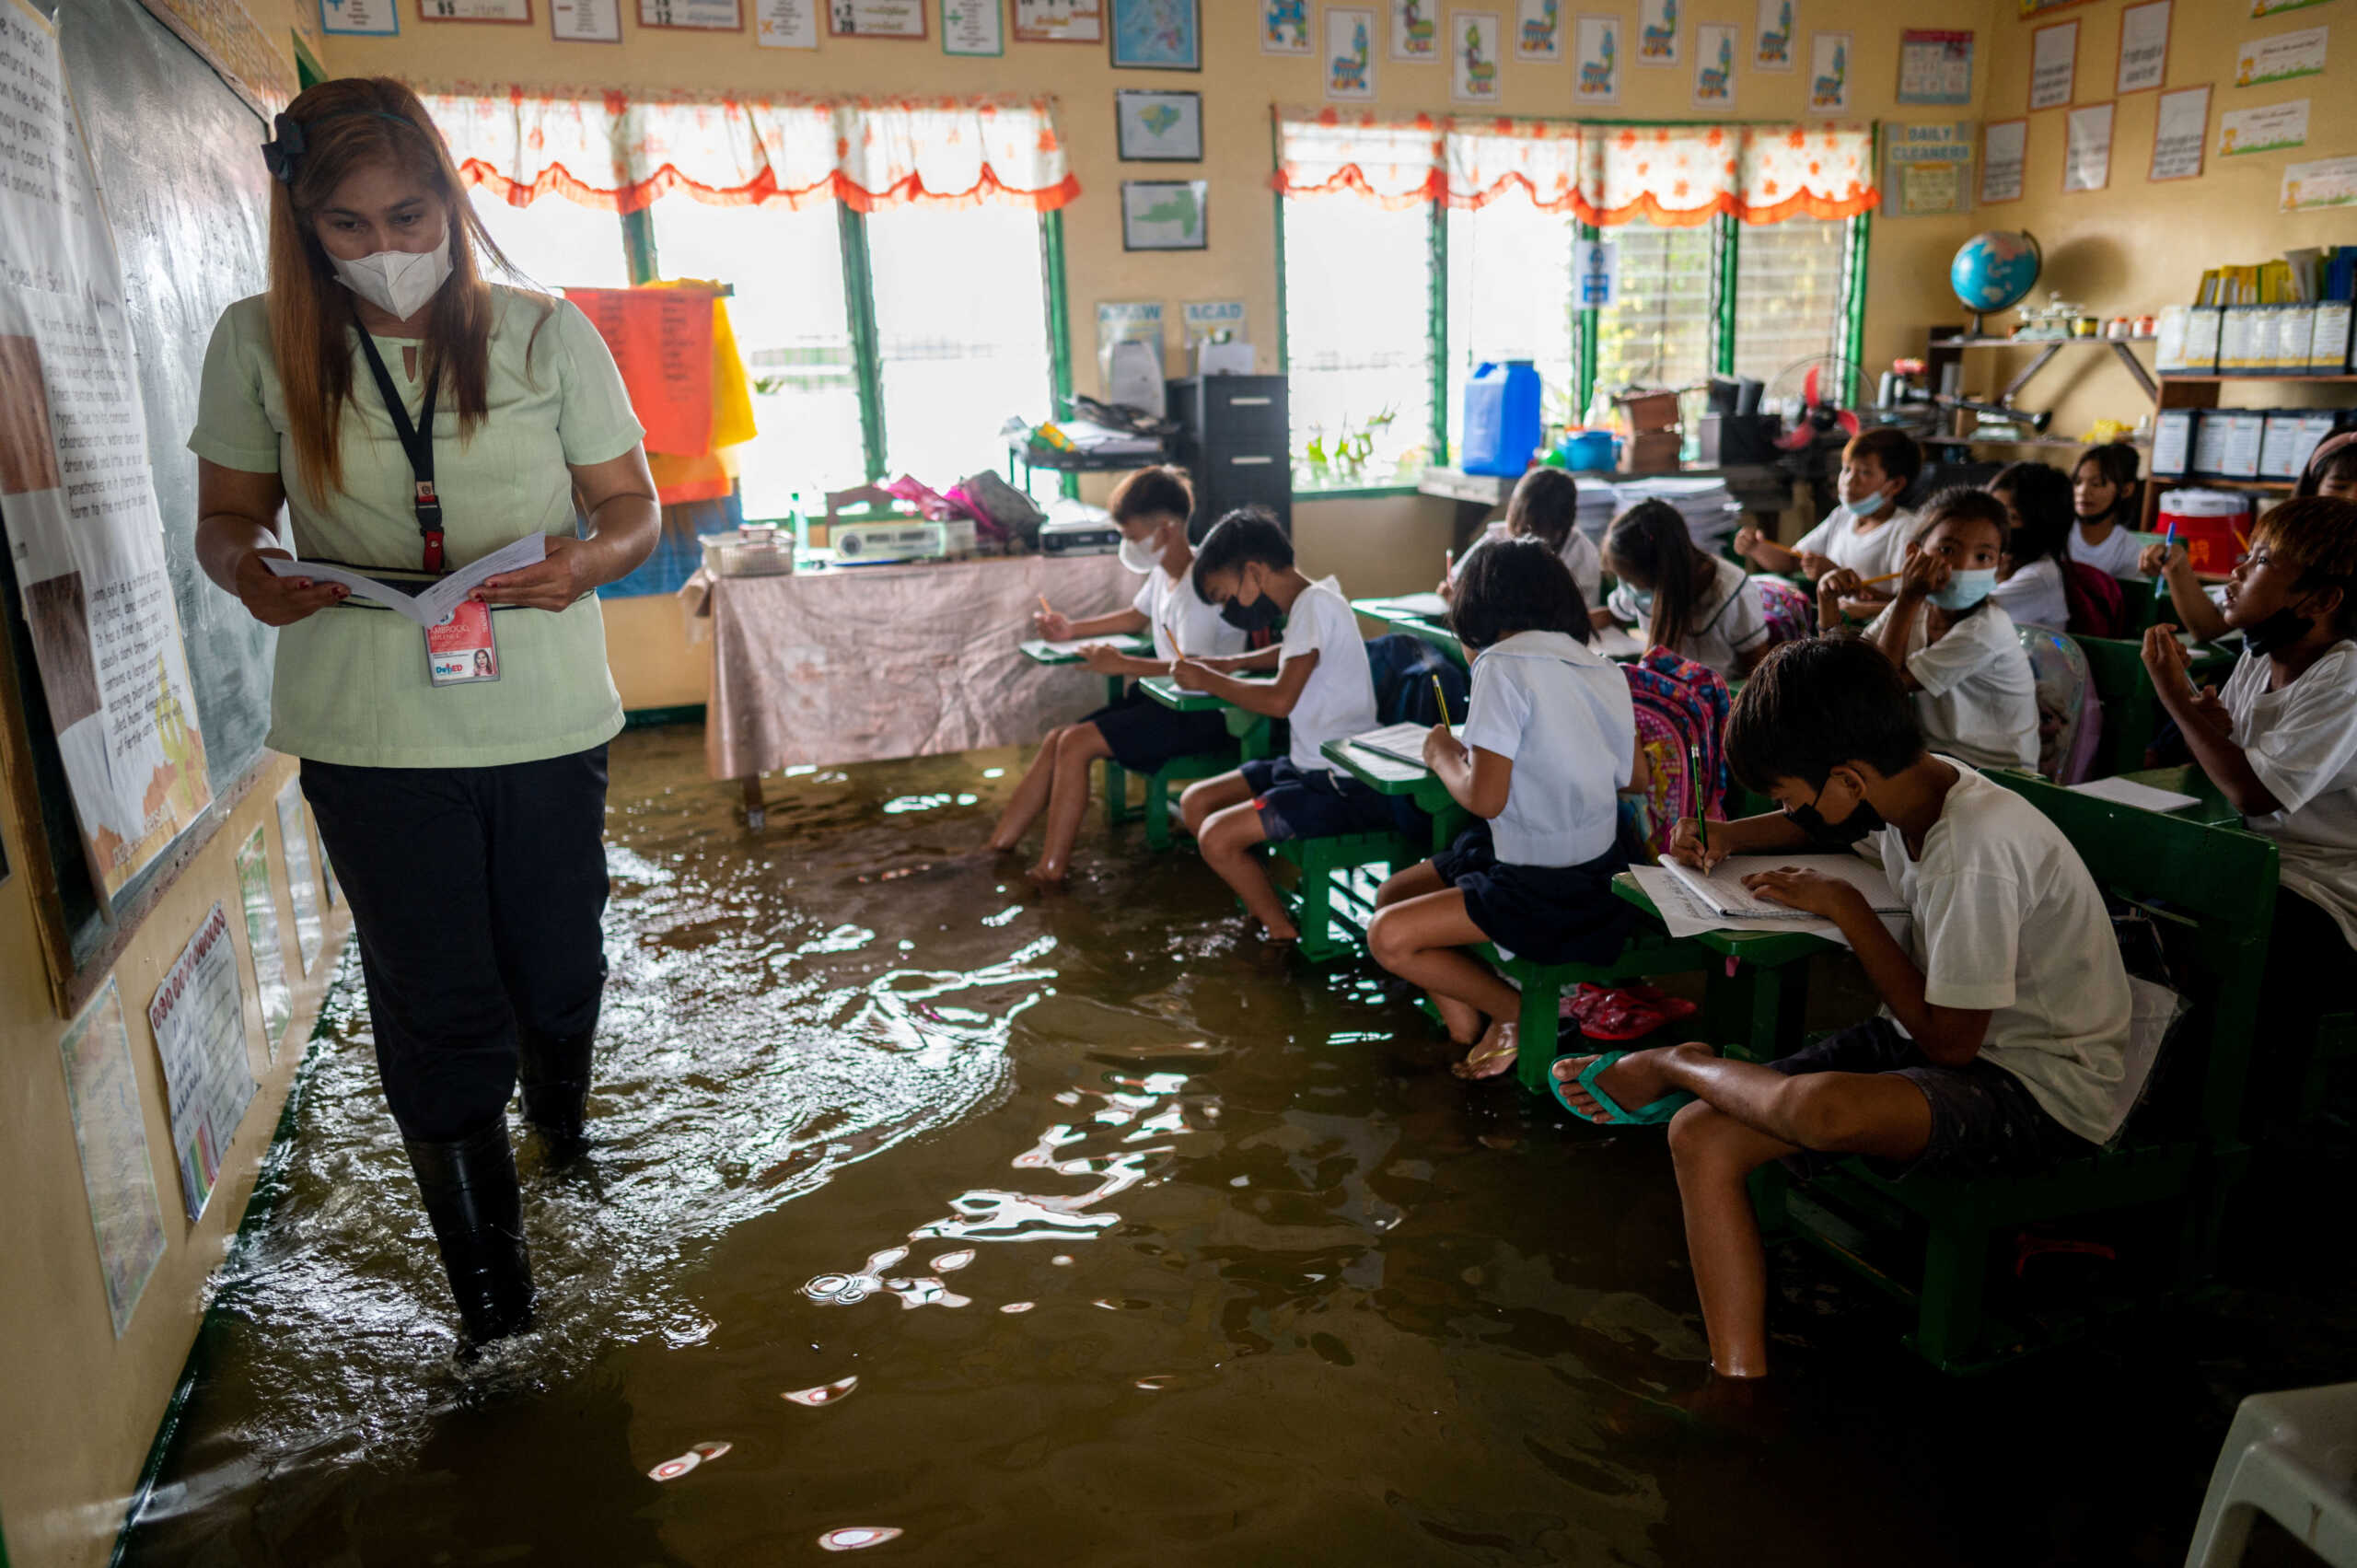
[187,76,657,1350]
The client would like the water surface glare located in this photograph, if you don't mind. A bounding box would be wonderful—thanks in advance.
[118,726,2354,1565]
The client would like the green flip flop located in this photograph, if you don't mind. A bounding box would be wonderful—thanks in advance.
[1549,1050,1695,1126]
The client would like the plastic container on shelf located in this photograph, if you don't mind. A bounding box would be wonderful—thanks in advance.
[2155,488,2255,575]
[1557,429,1618,472]
[1460,360,1543,477]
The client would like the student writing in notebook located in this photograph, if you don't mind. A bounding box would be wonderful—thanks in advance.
[2142,494,2357,1077]
[987,468,1253,884]
[1600,499,1772,679]
[1551,636,2131,1388]
[1435,467,1604,613]
[1176,509,1387,946]
[1365,540,1645,1079]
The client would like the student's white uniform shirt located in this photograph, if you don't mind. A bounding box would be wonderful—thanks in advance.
[1459,630,1635,867]
[1871,759,2133,1146]
[2069,519,2143,578]
[1865,600,2040,771]
[1604,554,1771,677]
[2222,643,2357,948]
[1132,562,1248,664]
[1278,576,1379,772]
[1794,502,1913,580]
[1453,528,1606,613]
[1991,555,2070,631]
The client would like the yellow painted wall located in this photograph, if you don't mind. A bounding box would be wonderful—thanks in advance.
[1958,1,2357,451]
[0,752,351,1568]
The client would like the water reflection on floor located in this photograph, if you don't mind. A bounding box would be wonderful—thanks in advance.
[120,726,2354,1566]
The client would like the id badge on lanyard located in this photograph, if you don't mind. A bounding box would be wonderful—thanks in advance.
[356,331,495,689]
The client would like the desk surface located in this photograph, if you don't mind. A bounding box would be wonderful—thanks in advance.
[2109,765,2245,829]
[1608,872,1840,966]
[1139,673,1276,713]
[1018,634,1151,666]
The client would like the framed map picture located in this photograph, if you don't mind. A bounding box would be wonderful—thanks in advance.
[1121,180,1208,250]
[1109,0,1198,68]
[1116,89,1202,160]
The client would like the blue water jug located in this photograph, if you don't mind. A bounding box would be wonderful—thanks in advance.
[1459,361,1542,477]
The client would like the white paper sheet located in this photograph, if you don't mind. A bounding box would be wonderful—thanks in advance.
[1592,623,1645,659]
[1629,865,1907,951]
[1662,851,1909,919]
[2068,775,2202,814]
[1027,634,1148,658]
[263,533,548,627]
[1365,592,1451,619]
[1349,721,1461,767]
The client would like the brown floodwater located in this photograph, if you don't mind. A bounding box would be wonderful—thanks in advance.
[118,724,2354,1567]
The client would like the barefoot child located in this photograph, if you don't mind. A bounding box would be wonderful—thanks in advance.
[2068,443,2144,578]
[1734,426,1919,617]
[987,467,1254,882]
[1552,635,2131,1383]
[1366,539,1645,1078]
[1825,488,2038,772]
[1600,499,1772,679]
[1436,467,1604,611]
[2142,494,2357,1063]
[1176,509,1386,944]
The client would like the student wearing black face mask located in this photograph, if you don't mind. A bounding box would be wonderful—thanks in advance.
[1550,635,2131,1388]
[2143,496,2357,1078]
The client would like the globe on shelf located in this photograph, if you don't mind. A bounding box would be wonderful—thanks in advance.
[1950,230,2043,336]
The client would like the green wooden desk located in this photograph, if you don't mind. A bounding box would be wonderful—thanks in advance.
[1608,871,1837,1065]
[1020,634,1152,706]
[1319,737,1469,854]
[2108,765,2243,829]
[2073,632,2242,778]
[1138,674,1278,760]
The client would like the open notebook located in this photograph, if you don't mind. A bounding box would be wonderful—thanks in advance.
[1349,721,1462,767]
[1662,853,1908,922]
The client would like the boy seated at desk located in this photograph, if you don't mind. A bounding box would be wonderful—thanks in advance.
[1733,426,1920,620]
[1552,634,2132,1388]
[2140,436,2357,644]
[1176,508,1387,946]
[986,466,1254,884]
[2142,494,2357,1075]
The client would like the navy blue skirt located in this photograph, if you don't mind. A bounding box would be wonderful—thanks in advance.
[1431,821,1630,966]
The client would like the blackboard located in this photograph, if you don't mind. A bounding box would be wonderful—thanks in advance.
[0,0,273,987]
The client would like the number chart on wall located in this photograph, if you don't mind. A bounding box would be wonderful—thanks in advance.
[641,0,738,28]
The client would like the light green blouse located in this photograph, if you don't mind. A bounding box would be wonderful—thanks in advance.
[188,287,645,769]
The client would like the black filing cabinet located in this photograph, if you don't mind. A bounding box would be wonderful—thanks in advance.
[1167,376,1291,539]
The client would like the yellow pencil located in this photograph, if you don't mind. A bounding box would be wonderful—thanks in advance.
[1431,674,1451,727]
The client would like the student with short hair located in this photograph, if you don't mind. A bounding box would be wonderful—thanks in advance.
[2142,436,2357,642]
[1735,426,1921,600]
[2142,495,2357,1053]
[1437,466,1604,610]
[1368,540,1643,1079]
[1600,499,1772,678]
[1987,460,2073,631]
[1176,509,1386,945]
[1823,488,2038,772]
[987,466,1252,884]
[1551,635,2132,1383]
[2069,443,2145,578]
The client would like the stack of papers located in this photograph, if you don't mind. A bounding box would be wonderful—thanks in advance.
[1055,419,1164,456]
[1662,853,1908,921]
[1611,475,1741,549]
[2069,776,2203,814]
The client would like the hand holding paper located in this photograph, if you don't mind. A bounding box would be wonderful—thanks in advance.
[262,533,550,627]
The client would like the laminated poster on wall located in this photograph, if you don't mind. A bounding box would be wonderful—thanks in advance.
[2251,0,2329,15]
[147,903,258,1225]
[1387,0,1436,62]
[1751,0,1791,72]
[638,0,739,29]
[2282,155,2357,212]
[1897,29,1974,106]
[234,825,293,1057]
[1109,0,1199,70]
[1012,0,1102,43]
[419,0,529,22]
[753,0,816,45]
[2151,84,2209,180]
[1806,31,1850,113]
[1096,301,1164,377]
[1513,0,1561,62]
[1691,21,1736,108]
[552,0,621,41]
[2029,19,2076,110]
[828,0,925,37]
[1980,117,2027,203]
[1259,0,1307,54]
[2235,25,2326,87]
[2116,1,2168,95]
[1181,300,1245,346]
[942,0,1003,52]
[2063,101,2113,192]
[57,977,167,1339]
[1573,13,1620,103]
[0,0,215,907]
[320,0,400,35]
[1451,10,1502,102]
[1633,0,1676,65]
[1325,6,1376,98]
[1886,121,1974,218]
[276,780,325,977]
[2219,98,2308,156]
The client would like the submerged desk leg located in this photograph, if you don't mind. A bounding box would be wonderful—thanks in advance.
[739,774,767,830]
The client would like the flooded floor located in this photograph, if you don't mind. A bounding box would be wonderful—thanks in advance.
[122,724,2354,1567]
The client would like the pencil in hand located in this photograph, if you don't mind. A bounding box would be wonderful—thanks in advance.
[1431,673,1451,727]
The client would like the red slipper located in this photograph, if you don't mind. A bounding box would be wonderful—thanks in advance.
[1620,982,1698,1025]
[1579,993,1667,1042]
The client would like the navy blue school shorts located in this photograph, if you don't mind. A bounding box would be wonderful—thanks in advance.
[1240,756,1399,842]
[1769,1017,2096,1182]
[1431,822,1629,966]
[1082,684,1233,773]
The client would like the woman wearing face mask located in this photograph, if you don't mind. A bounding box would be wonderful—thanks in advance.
[187,79,658,1349]
[989,466,1256,884]
[1819,488,2038,772]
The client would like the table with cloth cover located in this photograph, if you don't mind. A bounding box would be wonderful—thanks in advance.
[682,553,1134,825]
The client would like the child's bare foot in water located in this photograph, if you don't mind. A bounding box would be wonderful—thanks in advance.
[1434,996,1484,1048]
[1550,1041,1713,1122]
[1024,861,1067,889]
[1450,1019,1518,1080]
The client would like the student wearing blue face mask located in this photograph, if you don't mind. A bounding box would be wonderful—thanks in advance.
[1820,488,2039,772]
[1735,427,1920,603]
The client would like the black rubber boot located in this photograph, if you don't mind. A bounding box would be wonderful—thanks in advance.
[404,1120,534,1348]
[517,1027,595,1159]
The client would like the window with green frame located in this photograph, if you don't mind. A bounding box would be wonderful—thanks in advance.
[1279,190,1865,483]
[470,194,1071,518]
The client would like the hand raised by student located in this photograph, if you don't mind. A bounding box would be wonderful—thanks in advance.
[1034,608,1073,642]
[1741,865,1865,921]
[1077,642,1127,675]
[1797,550,1837,581]
[2140,622,2193,697]
[2136,540,2173,578]
[1664,816,1726,874]
[1421,721,1465,772]
[1734,524,1765,561]
[2187,682,2231,737]
[1816,566,1861,628]
[1434,573,1457,605]
[1897,544,1950,600]
[233,548,348,626]
[1169,656,1213,692]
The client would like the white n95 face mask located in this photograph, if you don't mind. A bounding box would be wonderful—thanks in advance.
[331,240,453,321]
[1118,535,1160,575]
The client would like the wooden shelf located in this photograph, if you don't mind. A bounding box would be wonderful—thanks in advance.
[2153,476,2295,490]
[2159,373,2357,384]
[1932,335,2156,348]
[1945,434,2150,450]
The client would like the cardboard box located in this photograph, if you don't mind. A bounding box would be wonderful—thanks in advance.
[1620,432,1682,473]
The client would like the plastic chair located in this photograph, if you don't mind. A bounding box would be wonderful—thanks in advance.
[2185,1381,2357,1567]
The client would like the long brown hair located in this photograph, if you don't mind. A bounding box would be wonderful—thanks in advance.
[265,77,542,503]
[1606,498,1713,652]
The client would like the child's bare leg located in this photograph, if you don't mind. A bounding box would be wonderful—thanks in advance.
[1029,723,1114,884]
[1178,772,1254,839]
[1195,801,1295,941]
[1365,890,1520,1065]
[987,726,1071,851]
[1666,1100,1795,1376]
[1375,861,1447,907]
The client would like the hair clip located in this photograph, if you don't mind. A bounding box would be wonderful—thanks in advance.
[261,113,307,184]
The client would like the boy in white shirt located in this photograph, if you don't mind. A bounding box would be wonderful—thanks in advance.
[1369,539,1644,1079]
[1553,635,2131,1385]
[1176,509,1390,945]
[1827,489,2039,772]
[2143,494,2357,1066]
[989,467,1253,884]
[1736,426,1920,620]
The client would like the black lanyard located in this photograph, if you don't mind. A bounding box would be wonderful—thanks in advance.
[354,331,444,573]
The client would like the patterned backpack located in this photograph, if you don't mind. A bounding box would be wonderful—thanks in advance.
[1753,574,1816,649]
[1617,649,1735,863]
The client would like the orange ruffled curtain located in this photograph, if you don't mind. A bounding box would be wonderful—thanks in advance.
[1275,109,1875,226]
[417,84,1080,214]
